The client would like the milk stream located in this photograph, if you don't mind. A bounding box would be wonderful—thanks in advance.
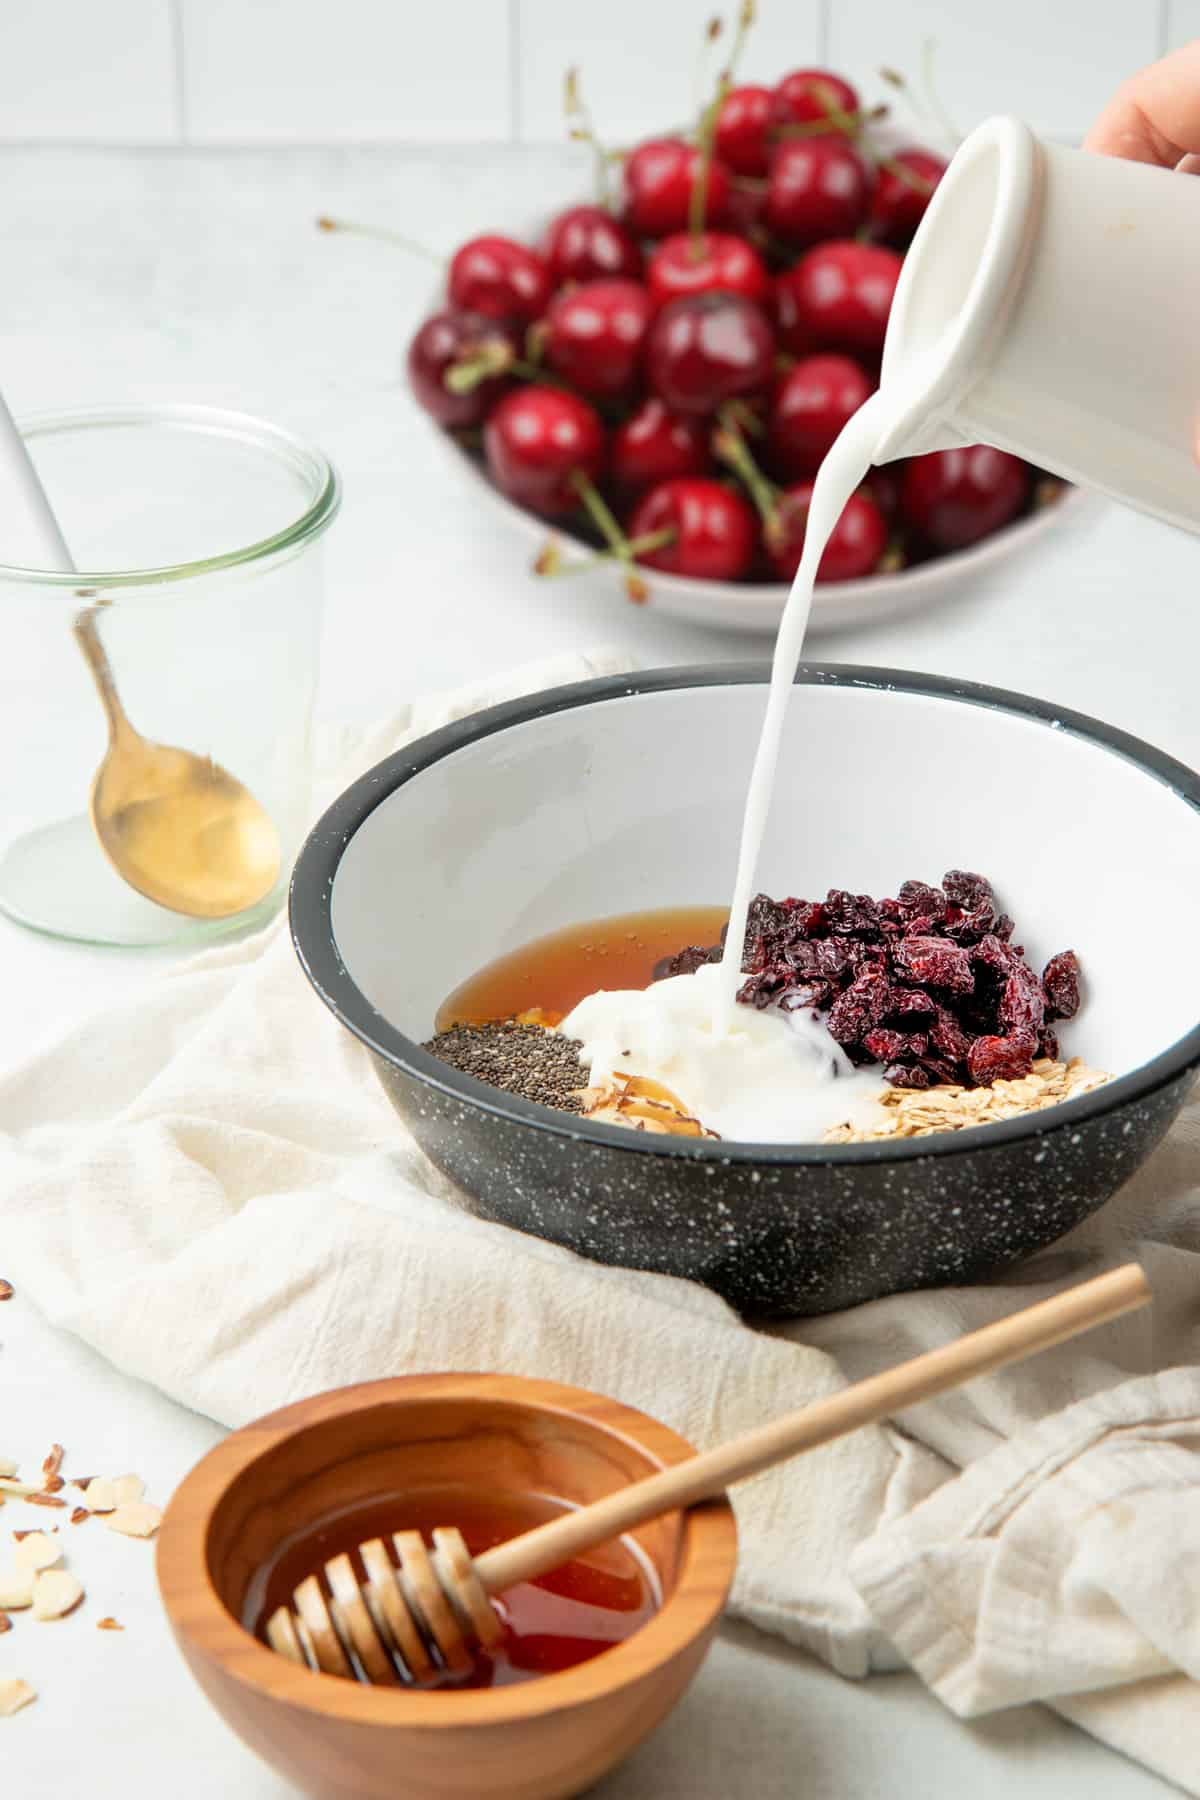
[562,386,910,1141]
[715,392,891,1032]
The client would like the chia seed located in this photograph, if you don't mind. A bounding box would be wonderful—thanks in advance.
[423,1021,588,1113]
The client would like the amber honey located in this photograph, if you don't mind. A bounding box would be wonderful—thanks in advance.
[245,1484,660,1688]
[435,905,729,1032]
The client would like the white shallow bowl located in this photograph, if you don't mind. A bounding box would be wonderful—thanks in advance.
[292,666,1200,1316]
[426,421,1085,636]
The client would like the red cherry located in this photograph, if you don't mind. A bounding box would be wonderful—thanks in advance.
[448,235,552,323]
[770,69,860,134]
[406,309,516,428]
[715,85,774,176]
[542,205,642,285]
[766,482,887,582]
[772,274,819,358]
[780,241,903,355]
[646,232,769,309]
[767,354,874,479]
[622,138,732,238]
[610,398,710,493]
[901,447,1030,550]
[867,464,904,520]
[629,478,758,580]
[645,293,775,416]
[724,179,768,239]
[870,148,947,245]
[542,279,653,398]
[763,139,873,248]
[483,386,604,516]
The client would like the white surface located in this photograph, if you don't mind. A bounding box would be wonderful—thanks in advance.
[0,0,1180,145]
[0,143,1195,1797]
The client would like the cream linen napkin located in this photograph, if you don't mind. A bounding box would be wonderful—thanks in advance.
[0,649,1197,1793]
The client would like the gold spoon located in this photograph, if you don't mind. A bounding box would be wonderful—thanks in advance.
[0,392,279,919]
[73,606,281,919]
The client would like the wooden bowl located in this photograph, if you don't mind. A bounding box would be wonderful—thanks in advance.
[156,1373,737,1800]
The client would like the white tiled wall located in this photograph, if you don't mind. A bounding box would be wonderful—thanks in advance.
[0,0,1184,144]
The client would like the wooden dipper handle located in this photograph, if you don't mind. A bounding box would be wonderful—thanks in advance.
[476,1262,1150,1595]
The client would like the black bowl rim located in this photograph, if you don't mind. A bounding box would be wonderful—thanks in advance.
[290,663,1200,1166]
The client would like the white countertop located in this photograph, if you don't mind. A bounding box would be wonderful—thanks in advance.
[0,145,1193,1797]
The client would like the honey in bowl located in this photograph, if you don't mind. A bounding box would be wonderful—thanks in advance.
[244,1483,661,1688]
[435,904,729,1030]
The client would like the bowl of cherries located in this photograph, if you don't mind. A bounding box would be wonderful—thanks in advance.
[405,60,1076,636]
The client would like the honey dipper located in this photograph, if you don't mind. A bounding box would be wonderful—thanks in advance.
[266,1262,1149,1683]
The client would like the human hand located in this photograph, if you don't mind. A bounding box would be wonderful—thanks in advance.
[1085,38,1200,169]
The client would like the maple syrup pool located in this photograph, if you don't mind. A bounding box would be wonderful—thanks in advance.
[245,1484,660,1688]
[435,905,729,1030]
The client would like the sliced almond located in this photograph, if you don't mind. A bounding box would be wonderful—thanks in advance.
[97,1617,124,1632]
[0,1613,10,1633]
[104,1502,161,1539]
[0,1458,17,1479]
[69,1507,89,1526]
[25,1493,66,1510]
[0,1572,34,1610]
[0,1479,42,1498]
[81,1478,118,1514]
[41,1445,64,1483]
[13,1532,62,1574]
[31,1569,83,1621]
[0,1279,13,1302]
[111,1474,145,1507]
[42,1475,64,1494]
[0,1678,34,1717]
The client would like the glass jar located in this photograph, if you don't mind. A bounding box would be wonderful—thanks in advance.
[0,405,339,946]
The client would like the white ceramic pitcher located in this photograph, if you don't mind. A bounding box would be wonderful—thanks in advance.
[876,115,1200,534]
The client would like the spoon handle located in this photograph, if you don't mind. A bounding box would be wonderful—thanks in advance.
[0,393,75,572]
[72,610,131,746]
[474,1262,1150,1595]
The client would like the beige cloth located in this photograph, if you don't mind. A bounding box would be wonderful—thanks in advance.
[0,651,1197,1793]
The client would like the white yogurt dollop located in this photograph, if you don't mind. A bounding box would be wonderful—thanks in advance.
[560,962,888,1144]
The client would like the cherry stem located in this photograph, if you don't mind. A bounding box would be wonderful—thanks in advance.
[570,469,634,564]
[880,54,963,152]
[316,216,442,262]
[564,68,612,209]
[690,15,725,124]
[721,397,764,437]
[534,527,676,579]
[713,411,780,530]
[775,103,888,141]
[723,0,757,86]
[446,349,570,396]
[689,83,725,251]
[805,88,938,198]
[443,341,513,394]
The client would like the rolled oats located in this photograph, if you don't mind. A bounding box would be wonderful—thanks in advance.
[825,1058,1111,1143]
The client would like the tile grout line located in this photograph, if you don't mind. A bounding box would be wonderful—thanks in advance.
[508,0,522,144]
[816,0,831,66]
[168,0,190,143]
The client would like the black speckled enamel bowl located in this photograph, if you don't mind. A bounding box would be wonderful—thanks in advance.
[290,666,1200,1317]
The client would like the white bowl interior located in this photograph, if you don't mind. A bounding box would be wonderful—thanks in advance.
[331,683,1200,1081]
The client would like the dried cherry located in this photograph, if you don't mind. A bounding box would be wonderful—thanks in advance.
[652,867,1086,1092]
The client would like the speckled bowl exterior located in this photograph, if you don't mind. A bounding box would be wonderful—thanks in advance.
[290,666,1200,1318]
